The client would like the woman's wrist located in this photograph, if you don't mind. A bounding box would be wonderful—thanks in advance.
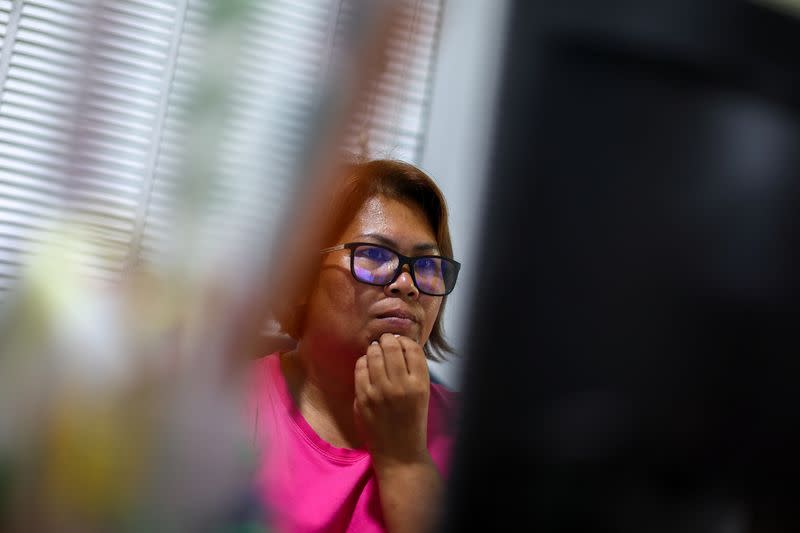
[371,450,438,481]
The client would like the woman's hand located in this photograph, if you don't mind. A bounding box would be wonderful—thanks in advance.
[354,333,442,533]
[353,333,430,467]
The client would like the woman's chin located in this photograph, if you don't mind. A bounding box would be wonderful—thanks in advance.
[364,327,420,345]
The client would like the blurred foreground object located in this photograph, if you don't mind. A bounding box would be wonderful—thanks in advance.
[0,0,436,530]
[445,1,800,532]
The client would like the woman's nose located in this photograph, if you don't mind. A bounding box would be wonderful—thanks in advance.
[386,269,419,299]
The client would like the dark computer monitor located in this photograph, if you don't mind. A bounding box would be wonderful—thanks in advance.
[443,1,800,531]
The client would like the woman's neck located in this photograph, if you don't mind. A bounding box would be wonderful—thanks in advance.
[280,342,364,449]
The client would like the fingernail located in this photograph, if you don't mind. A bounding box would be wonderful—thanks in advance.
[393,334,400,338]
[371,340,378,345]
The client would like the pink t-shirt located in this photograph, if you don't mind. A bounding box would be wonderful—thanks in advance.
[248,353,457,533]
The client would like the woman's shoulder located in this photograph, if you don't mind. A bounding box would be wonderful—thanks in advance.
[428,380,459,435]
[427,381,459,476]
[250,352,280,381]
[247,352,283,408]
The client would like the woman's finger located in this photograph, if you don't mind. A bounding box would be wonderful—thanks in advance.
[379,333,409,382]
[397,336,428,378]
[366,340,390,388]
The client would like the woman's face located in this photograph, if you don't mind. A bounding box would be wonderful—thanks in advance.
[303,194,443,357]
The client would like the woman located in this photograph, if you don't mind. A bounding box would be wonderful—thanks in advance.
[249,159,460,532]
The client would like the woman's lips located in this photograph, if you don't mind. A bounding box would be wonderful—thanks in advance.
[375,310,419,322]
[377,316,415,326]
[374,312,419,334]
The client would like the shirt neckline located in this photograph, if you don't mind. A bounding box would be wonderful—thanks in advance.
[267,353,369,464]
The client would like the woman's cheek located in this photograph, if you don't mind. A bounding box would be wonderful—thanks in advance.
[420,298,442,343]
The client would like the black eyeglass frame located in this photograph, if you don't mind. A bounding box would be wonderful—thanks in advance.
[320,241,461,296]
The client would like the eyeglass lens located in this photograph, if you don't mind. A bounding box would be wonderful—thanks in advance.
[352,245,456,295]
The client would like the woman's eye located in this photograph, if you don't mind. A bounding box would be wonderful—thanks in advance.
[359,246,392,262]
[415,258,440,274]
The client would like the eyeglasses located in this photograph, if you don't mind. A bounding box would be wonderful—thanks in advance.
[320,242,460,296]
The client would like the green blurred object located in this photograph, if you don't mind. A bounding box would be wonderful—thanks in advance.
[0,0,419,530]
[208,0,257,24]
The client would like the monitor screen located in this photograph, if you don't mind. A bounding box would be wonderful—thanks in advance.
[443,2,800,531]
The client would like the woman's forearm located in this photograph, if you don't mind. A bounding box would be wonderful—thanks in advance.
[373,454,443,533]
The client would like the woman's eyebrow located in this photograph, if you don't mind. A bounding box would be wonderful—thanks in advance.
[356,233,440,254]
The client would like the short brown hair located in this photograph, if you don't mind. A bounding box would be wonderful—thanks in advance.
[275,158,456,361]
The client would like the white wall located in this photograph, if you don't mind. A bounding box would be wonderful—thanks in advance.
[420,0,510,389]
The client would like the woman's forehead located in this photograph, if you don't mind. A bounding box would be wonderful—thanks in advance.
[342,195,438,247]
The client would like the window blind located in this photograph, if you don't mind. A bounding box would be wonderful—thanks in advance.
[338,0,443,162]
[0,0,445,301]
[0,0,183,297]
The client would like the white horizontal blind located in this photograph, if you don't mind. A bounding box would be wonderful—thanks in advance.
[0,0,183,299]
[0,0,89,293]
[134,0,202,269]
[137,0,335,275]
[0,0,444,301]
[0,0,13,53]
[338,0,443,162]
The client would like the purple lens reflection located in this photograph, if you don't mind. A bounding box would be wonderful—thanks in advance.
[353,245,398,284]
